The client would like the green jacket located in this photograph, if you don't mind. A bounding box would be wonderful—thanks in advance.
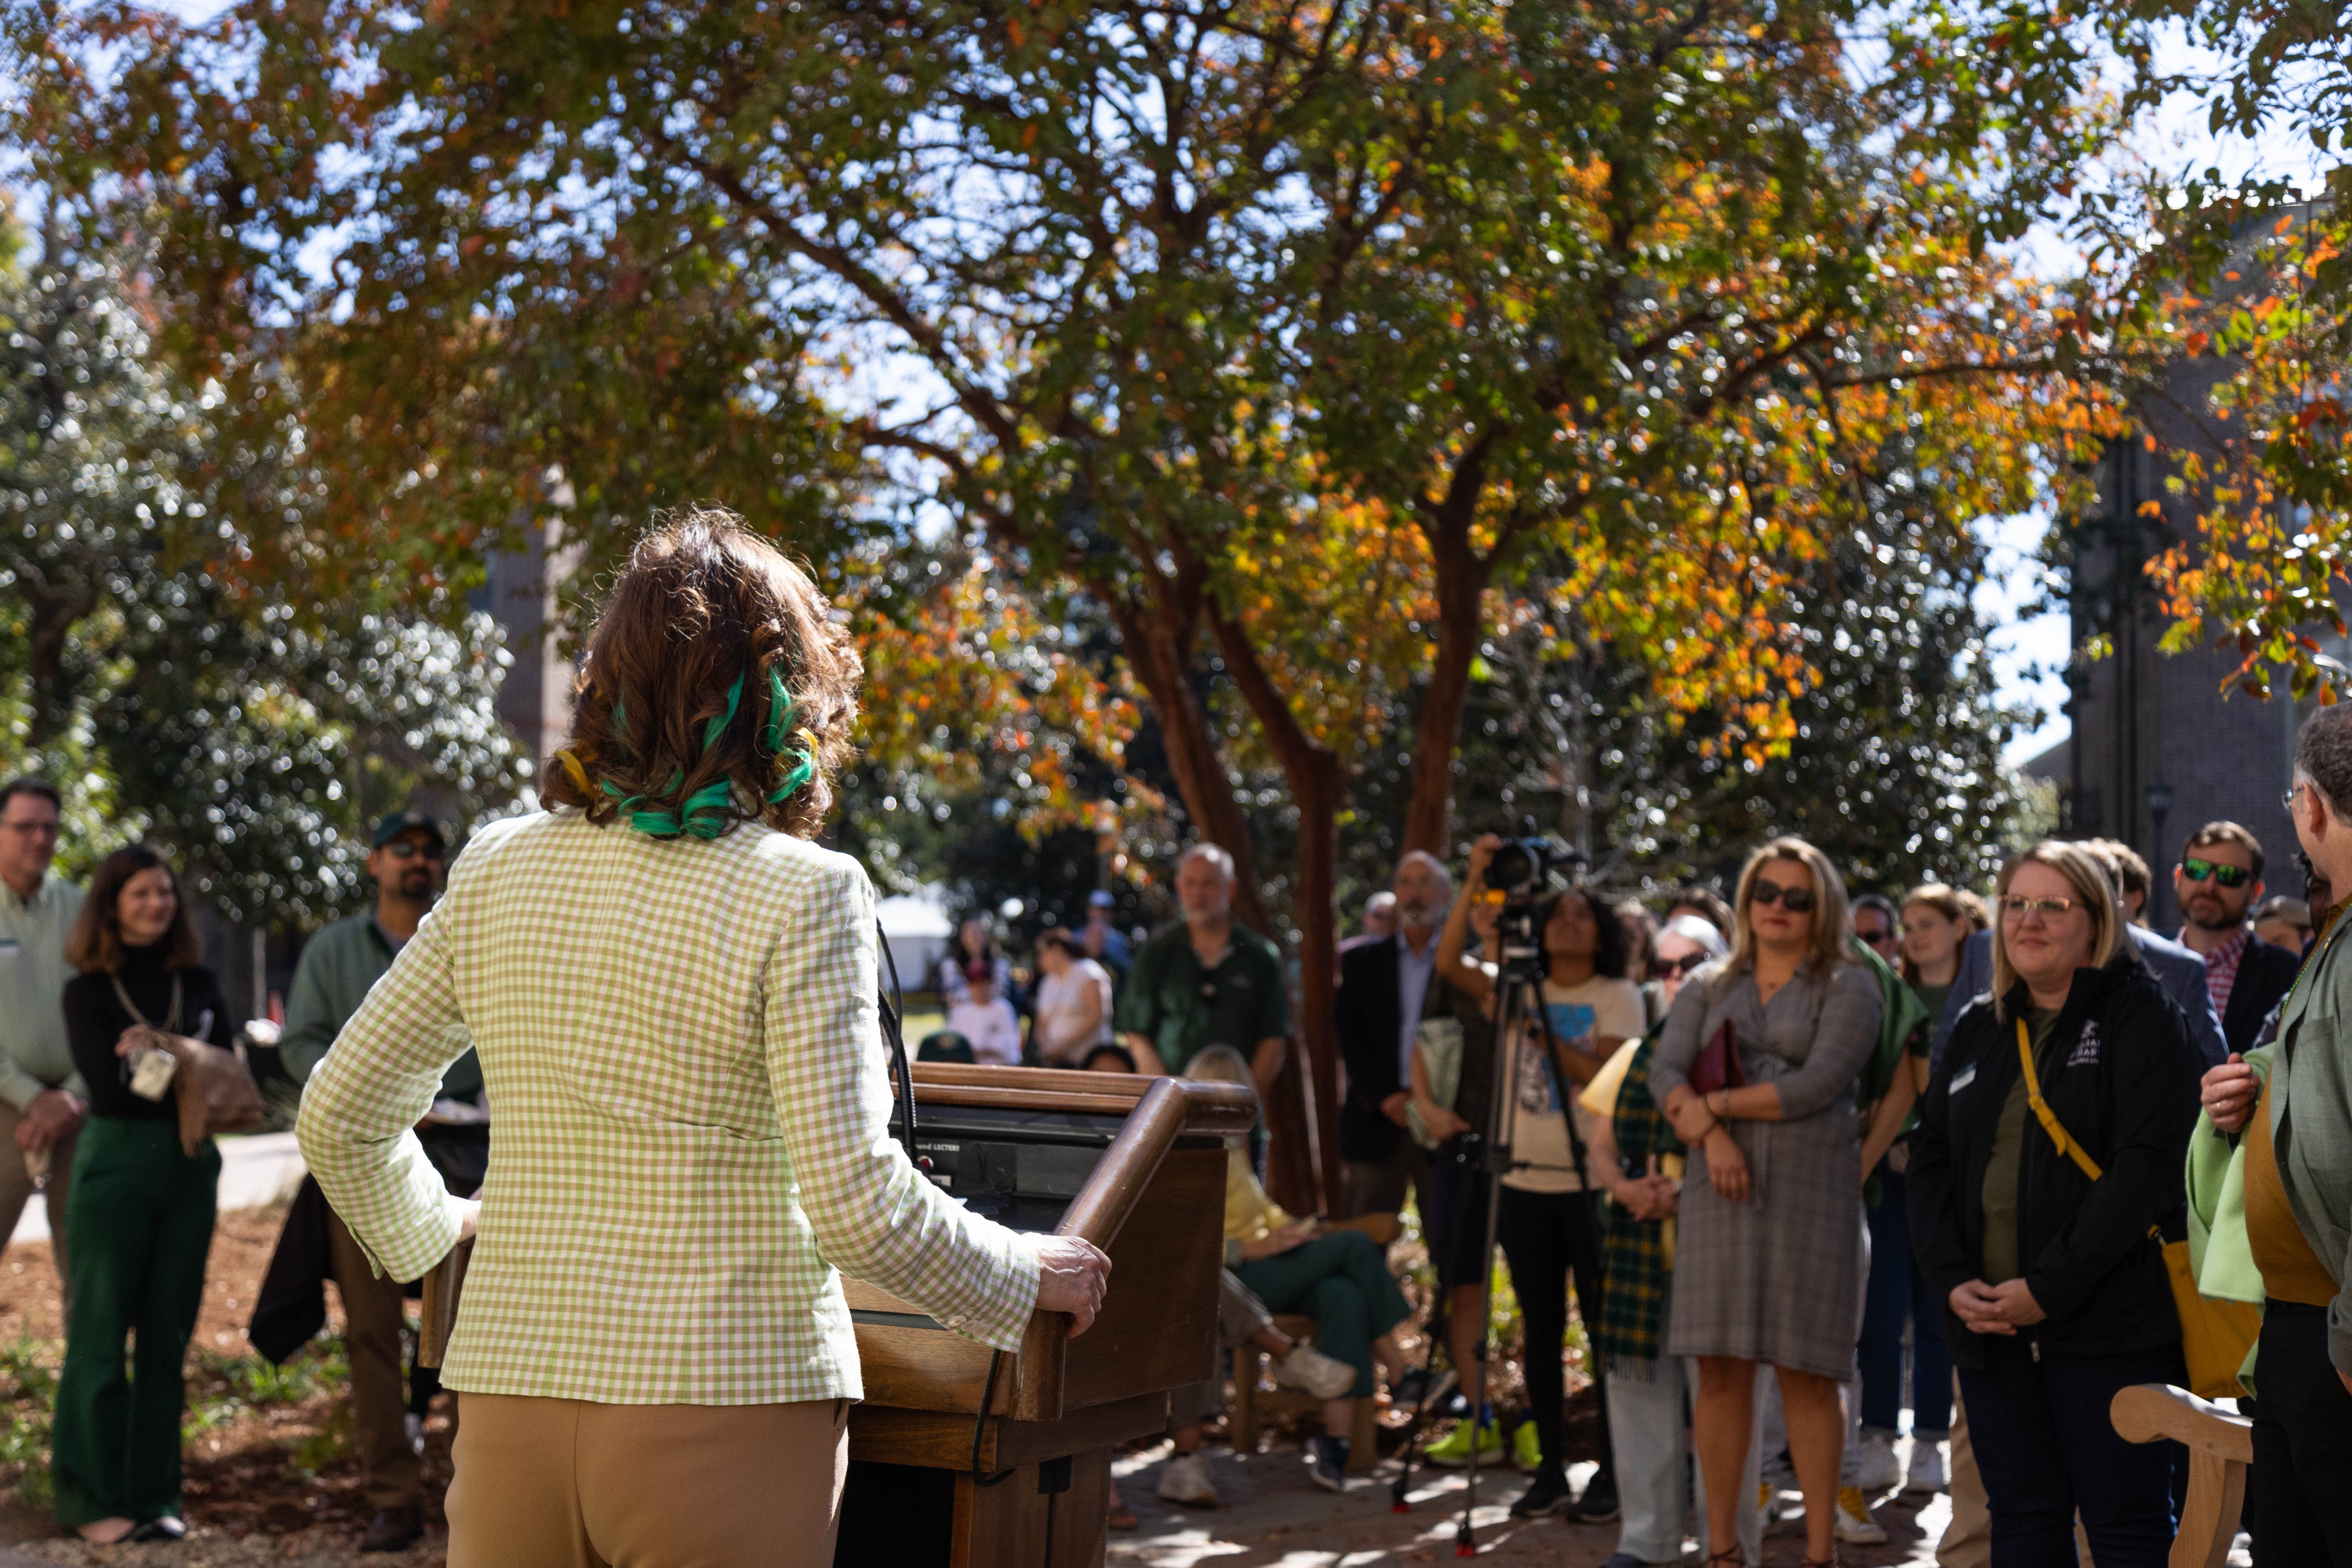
[2266,909,2352,1379]
[283,911,481,1100]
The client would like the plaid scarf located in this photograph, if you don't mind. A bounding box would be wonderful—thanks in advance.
[1597,1029,1681,1383]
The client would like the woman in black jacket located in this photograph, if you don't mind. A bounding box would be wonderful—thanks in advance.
[53,845,234,1544]
[1909,840,2200,1568]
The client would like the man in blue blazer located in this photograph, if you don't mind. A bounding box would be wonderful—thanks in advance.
[1335,852,1454,1217]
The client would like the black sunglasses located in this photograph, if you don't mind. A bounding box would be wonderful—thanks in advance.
[2181,857,2251,889]
[1749,881,1817,914]
[1665,950,1711,976]
[381,840,446,861]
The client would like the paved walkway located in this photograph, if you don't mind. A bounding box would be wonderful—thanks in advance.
[8,1132,303,1242]
[1109,1443,1950,1566]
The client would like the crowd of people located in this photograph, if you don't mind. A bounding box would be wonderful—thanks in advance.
[0,525,2344,1565]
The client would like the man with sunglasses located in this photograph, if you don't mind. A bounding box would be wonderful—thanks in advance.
[280,809,476,1552]
[2173,821,2302,1058]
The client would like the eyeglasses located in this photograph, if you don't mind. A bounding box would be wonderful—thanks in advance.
[1662,950,1712,976]
[2283,782,2310,814]
[380,841,446,862]
[1999,894,2078,920]
[1749,881,1817,914]
[2181,857,2252,889]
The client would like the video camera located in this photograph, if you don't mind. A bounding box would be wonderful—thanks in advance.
[1484,834,1579,906]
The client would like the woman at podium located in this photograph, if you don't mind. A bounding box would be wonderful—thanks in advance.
[297,510,1110,1568]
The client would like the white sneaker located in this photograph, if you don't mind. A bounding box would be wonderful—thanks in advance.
[1906,1436,1948,1494]
[405,1412,426,1456]
[1271,1344,1356,1401]
[1158,1452,1218,1508]
[1835,1485,1889,1545]
[1852,1427,1900,1492]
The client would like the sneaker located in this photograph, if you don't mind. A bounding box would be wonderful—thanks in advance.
[1759,1480,1791,1534]
[1307,1432,1351,1492]
[1512,1419,1544,1473]
[405,1411,427,1456]
[1906,1436,1949,1494]
[1835,1485,1888,1545]
[1566,1477,1621,1524]
[1392,1366,1455,1409]
[1508,1470,1573,1517]
[1158,1452,1218,1508]
[1852,1427,1900,1492]
[1270,1344,1357,1400]
[1424,1416,1504,1468]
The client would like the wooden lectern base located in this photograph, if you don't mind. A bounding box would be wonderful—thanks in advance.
[837,1392,1168,1566]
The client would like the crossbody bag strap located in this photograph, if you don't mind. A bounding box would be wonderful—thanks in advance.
[2016,1017,2103,1181]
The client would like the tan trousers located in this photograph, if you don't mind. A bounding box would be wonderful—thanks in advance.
[1941,1373,1991,1568]
[448,1393,849,1568]
[327,1210,422,1509]
[0,1101,77,1287]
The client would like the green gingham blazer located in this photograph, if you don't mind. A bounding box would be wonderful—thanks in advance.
[296,809,1042,1404]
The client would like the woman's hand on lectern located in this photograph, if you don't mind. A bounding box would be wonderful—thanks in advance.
[1034,1236,1112,1335]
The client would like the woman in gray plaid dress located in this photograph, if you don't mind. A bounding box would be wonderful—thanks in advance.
[1650,837,1882,1568]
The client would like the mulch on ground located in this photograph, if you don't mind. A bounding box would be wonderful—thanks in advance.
[0,1210,455,1563]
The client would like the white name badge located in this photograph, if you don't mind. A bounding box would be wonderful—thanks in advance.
[1950,1063,1978,1095]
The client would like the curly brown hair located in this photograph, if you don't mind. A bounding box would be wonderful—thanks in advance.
[544,507,861,840]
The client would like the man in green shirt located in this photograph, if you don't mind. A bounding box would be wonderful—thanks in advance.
[1115,844,1289,1091]
[282,809,469,1553]
[0,778,88,1275]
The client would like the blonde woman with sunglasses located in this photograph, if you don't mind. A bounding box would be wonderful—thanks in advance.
[1650,837,1883,1568]
[1908,841,2200,1568]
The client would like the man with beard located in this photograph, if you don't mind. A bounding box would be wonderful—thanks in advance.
[1116,843,1289,1091]
[281,811,477,1552]
[1334,852,1453,1219]
[2174,821,2302,1057]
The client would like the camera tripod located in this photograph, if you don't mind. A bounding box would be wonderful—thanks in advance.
[1388,902,1595,1556]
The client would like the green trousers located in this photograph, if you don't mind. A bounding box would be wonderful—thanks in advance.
[52,1118,218,1529]
[1233,1229,1411,1397]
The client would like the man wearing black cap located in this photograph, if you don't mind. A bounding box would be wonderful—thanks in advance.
[281,810,477,1551]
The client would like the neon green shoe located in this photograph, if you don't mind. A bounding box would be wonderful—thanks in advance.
[1425,1416,1504,1468]
[1512,1420,1544,1473]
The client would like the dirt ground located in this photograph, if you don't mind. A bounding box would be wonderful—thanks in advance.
[0,1212,453,1565]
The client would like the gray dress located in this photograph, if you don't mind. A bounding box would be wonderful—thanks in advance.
[1649,958,1883,1378]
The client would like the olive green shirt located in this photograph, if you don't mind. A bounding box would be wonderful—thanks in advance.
[1982,1005,2060,1285]
[0,875,90,1112]
[1113,922,1289,1076]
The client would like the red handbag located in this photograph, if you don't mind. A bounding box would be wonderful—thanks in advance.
[1690,1020,1746,1095]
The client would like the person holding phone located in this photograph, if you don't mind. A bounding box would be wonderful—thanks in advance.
[54,845,237,1543]
[1650,837,1883,1568]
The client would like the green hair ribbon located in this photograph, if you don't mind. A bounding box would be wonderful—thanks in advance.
[600,668,812,839]
[762,666,817,803]
[604,673,745,840]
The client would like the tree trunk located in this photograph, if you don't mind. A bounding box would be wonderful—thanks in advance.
[1109,589,1319,1210]
[1109,594,1271,935]
[13,563,97,749]
[1207,607,1347,1217]
[1401,510,1496,858]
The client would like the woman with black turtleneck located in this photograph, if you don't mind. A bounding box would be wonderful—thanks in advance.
[55,845,233,1544]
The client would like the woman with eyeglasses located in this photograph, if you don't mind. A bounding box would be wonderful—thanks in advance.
[1909,841,2200,1567]
[1649,837,1882,1568]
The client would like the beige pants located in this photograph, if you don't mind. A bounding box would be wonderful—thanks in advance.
[1941,1373,1991,1568]
[0,1100,77,1288]
[448,1392,849,1568]
[326,1210,423,1510]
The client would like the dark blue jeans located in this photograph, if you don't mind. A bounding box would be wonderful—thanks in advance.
[1959,1336,2184,1568]
[1858,1165,1952,1436]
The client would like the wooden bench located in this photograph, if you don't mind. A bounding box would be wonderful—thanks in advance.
[2110,1383,2252,1568]
[1227,1212,1404,1477]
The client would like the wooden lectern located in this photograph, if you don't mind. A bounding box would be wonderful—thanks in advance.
[421,1063,1249,1568]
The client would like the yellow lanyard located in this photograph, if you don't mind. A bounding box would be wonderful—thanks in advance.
[2015,1018,2103,1182]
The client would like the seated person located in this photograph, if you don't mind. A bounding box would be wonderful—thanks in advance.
[1183,1046,1411,1492]
[1157,1272,1355,1508]
[944,958,1022,1065]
